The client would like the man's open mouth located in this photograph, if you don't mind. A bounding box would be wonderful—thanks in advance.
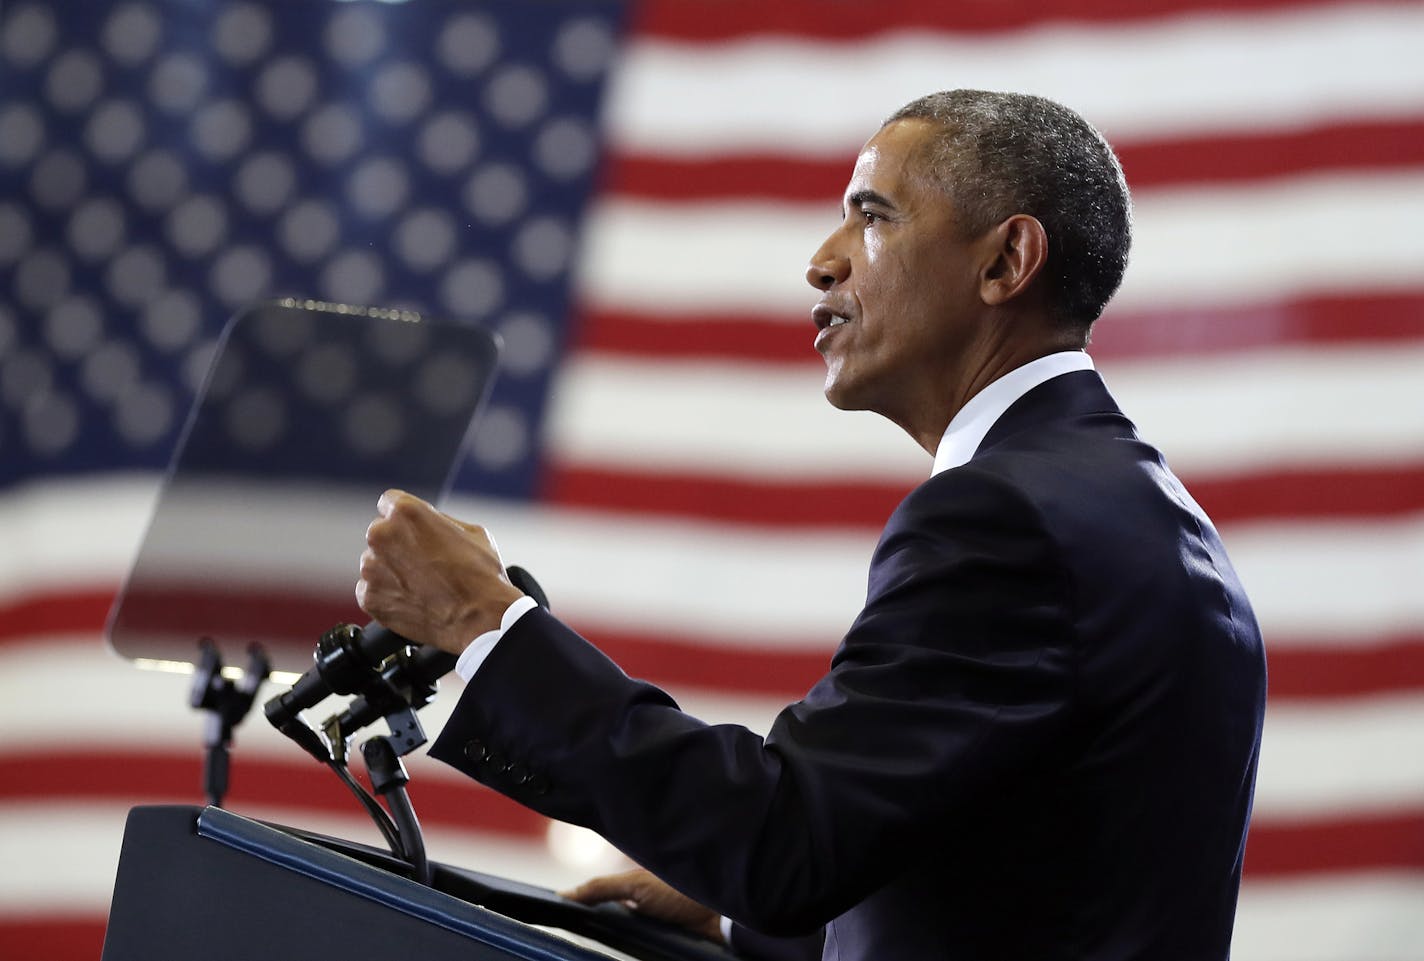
[812,303,854,331]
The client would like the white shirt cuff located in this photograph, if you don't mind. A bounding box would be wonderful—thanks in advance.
[454,594,540,681]
[719,915,734,944]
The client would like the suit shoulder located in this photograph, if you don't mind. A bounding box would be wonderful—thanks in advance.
[891,457,1055,536]
[877,462,1061,585]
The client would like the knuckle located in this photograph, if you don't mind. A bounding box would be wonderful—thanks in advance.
[378,489,419,520]
[366,518,393,546]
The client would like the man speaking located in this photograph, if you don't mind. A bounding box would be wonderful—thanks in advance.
[355,90,1266,961]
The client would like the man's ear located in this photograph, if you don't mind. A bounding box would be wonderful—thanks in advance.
[980,214,1048,307]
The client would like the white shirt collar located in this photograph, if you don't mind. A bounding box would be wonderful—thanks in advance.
[931,351,1095,476]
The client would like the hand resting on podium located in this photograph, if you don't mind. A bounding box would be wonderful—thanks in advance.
[562,868,726,945]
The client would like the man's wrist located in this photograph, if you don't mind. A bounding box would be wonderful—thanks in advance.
[454,594,540,680]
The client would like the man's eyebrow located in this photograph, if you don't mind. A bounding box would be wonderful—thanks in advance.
[843,189,896,216]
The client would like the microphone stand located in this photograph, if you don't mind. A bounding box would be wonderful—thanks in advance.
[266,630,455,883]
[362,723,431,885]
[325,644,451,885]
[264,564,550,885]
[189,638,271,808]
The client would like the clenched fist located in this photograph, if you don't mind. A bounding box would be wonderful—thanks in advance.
[356,489,525,655]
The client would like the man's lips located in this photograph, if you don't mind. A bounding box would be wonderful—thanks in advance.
[812,304,853,353]
[811,303,854,331]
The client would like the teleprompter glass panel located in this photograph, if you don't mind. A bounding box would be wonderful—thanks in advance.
[106,300,500,675]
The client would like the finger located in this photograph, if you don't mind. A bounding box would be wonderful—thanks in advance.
[558,870,642,904]
[558,876,616,903]
[377,488,418,517]
[355,576,388,617]
[365,507,412,551]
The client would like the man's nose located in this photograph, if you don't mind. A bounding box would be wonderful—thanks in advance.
[806,236,849,291]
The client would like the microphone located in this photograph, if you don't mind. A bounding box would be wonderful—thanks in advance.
[507,563,549,610]
[264,620,411,759]
[265,565,550,758]
[331,564,550,739]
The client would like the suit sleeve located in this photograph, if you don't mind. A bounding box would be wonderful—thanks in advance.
[429,465,1078,936]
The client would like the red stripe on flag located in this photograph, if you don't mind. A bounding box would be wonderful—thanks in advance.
[113,586,364,647]
[576,628,1424,702]
[0,920,106,961]
[1265,634,1424,700]
[630,0,1384,40]
[544,465,902,531]
[1189,465,1424,527]
[0,588,115,639]
[10,586,1424,701]
[570,309,816,363]
[1115,118,1424,188]
[571,291,1424,365]
[1245,810,1424,877]
[0,752,550,842]
[602,118,1424,201]
[543,462,1424,529]
[0,586,363,653]
[589,630,828,697]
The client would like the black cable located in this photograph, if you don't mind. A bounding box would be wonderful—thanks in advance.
[326,760,404,858]
[386,784,431,886]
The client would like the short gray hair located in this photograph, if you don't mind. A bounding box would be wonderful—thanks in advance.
[886,90,1132,329]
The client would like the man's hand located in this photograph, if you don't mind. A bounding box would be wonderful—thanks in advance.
[562,868,725,944]
[356,489,524,655]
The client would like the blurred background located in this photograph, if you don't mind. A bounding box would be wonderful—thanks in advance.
[1,0,1421,958]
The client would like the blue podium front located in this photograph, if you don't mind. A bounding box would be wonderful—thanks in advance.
[101,806,730,961]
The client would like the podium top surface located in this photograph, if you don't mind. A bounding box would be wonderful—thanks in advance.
[196,804,615,961]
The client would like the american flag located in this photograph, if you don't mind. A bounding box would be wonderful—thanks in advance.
[2,1,1422,958]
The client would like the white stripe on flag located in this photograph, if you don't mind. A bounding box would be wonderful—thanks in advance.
[1231,871,1424,961]
[605,3,1424,154]
[545,344,1424,480]
[4,482,1423,646]
[575,171,1424,315]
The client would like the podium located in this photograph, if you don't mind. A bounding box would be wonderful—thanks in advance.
[101,805,739,961]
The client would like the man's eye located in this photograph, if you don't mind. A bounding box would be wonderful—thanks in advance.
[862,210,881,225]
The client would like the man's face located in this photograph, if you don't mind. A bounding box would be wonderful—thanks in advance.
[807,119,987,431]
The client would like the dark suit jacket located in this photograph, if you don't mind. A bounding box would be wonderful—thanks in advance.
[430,370,1267,961]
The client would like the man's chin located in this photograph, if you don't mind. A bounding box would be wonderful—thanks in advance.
[822,377,868,412]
